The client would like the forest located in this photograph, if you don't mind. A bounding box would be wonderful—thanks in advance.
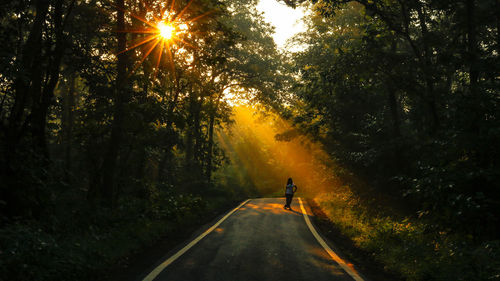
[0,0,499,280]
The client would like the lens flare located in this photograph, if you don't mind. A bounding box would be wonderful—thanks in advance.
[116,0,214,77]
[157,22,175,40]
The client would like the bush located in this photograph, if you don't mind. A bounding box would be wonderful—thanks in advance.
[0,188,232,281]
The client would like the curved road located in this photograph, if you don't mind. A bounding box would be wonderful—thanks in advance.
[139,198,364,281]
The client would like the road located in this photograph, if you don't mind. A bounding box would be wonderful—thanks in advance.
[139,198,364,281]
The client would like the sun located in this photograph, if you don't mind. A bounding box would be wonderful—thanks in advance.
[157,22,175,40]
[116,0,214,77]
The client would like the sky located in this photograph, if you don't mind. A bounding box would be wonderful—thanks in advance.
[255,0,307,51]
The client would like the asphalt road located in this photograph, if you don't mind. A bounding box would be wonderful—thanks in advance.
[140,198,363,281]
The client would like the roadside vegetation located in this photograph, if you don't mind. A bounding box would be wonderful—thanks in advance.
[280,1,500,280]
[1,0,278,280]
[314,188,499,280]
[0,191,236,280]
[224,107,500,280]
[1,0,498,280]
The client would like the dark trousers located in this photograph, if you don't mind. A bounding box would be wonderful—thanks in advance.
[285,194,293,207]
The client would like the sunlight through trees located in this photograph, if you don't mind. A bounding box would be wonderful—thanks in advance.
[0,0,498,279]
[216,106,341,196]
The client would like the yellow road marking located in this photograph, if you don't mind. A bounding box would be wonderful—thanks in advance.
[142,199,251,281]
[298,197,365,281]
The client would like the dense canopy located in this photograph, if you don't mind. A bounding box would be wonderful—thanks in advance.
[0,0,499,280]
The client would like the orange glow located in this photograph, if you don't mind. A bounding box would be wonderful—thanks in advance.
[239,202,301,215]
[215,106,343,196]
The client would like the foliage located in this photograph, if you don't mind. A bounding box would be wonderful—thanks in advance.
[315,190,500,280]
[0,188,230,281]
[1,0,499,279]
[0,0,281,212]
[273,0,500,278]
[285,0,500,238]
[0,0,282,279]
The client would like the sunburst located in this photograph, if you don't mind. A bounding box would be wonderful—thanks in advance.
[157,22,175,39]
[116,0,212,78]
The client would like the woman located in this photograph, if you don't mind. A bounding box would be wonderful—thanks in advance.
[284,178,298,210]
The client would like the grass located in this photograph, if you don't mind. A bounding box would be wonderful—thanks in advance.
[313,187,500,281]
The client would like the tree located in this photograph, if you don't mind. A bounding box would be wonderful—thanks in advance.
[0,0,76,216]
[284,0,500,235]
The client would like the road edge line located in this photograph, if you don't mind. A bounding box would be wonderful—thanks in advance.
[298,197,365,281]
[142,199,251,281]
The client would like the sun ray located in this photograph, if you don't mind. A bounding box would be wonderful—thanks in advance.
[142,2,159,22]
[129,38,161,77]
[140,39,161,66]
[160,5,168,20]
[169,0,176,19]
[173,0,194,22]
[155,39,165,76]
[173,37,197,49]
[185,9,213,24]
[164,41,176,79]
[113,3,158,30]
[117,35,158,55]
[117,28,156,34]
[116,0,211,79]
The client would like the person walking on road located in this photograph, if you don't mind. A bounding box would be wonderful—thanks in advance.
[284,178,298,210]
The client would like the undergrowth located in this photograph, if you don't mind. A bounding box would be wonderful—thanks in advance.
[0,187,236,281]
[315,189,500,281]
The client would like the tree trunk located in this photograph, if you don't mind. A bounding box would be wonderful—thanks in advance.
[99,0,128,206]
[158,78,181,183]
[185,94,195,173]
[496,0,500,55]
[193,98,202,166]
[30,0,69,160]
[416,4,439,134]
[464,0,482,137]
[62,74,76,179]
[206,90,224,183]
[387,41,401,138]
[7,0,49,151]
[466,0,478,97]
[387,85,401,137]
[206,107,216,183]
